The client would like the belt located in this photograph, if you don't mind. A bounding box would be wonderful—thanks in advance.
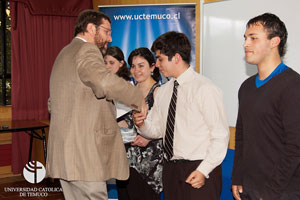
[167,159,191,163]
[166,159,196,163]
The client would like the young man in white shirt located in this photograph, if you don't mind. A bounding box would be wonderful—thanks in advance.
[133,31,229,200]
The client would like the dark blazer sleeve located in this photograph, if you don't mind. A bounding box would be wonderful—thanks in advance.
[76,42,143,111]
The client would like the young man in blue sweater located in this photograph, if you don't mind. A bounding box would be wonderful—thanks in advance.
[232,13,300,200]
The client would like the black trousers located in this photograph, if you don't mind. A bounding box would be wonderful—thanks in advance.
[239,187,261,200]
[162,160,222,200]
[240,186,300,200]
[116,167,160,200]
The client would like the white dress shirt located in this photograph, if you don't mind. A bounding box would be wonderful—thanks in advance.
[139,67,229,177]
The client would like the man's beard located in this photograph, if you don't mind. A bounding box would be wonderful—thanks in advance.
[99,46,107,55]
[96,40,107,54]
[94,30,107,54]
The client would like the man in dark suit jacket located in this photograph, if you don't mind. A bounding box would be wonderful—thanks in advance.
[46,10,146,200]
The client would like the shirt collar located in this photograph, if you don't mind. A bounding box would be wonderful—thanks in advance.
[174,66,193,86]
[75,36,87,42]
[255,61,289,88]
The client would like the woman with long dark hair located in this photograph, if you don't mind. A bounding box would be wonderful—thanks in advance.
[104,46,163,200]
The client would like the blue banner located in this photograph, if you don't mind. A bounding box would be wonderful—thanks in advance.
[99,4,196,71]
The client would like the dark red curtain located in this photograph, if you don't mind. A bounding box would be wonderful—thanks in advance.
[10,0,92,173]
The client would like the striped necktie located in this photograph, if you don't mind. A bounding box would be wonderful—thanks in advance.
[164,80,179,161]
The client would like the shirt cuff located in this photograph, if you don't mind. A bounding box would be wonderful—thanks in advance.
[196,160,215,178]
[136,123,149,137]
[136,124,147,133]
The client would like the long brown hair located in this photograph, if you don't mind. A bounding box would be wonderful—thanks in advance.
[105,46,131,81]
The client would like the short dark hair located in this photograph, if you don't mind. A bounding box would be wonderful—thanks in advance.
[247,13,288,57]
[128,47,160,82]
[105,46,131,81]
[74,10,111,36]
[151,31,191,64]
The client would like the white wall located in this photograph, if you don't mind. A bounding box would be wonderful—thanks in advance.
[202,0,300,126]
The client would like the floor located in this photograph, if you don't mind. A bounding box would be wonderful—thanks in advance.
[0,176,64,200]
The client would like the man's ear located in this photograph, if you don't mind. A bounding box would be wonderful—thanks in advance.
[174,53,181,64]
[271,36,281,48]
[86,23,96,34]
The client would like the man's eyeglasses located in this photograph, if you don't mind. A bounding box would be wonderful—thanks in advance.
[99,25,112,36]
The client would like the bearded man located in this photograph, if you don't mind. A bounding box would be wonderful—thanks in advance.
[46,10,146,200]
